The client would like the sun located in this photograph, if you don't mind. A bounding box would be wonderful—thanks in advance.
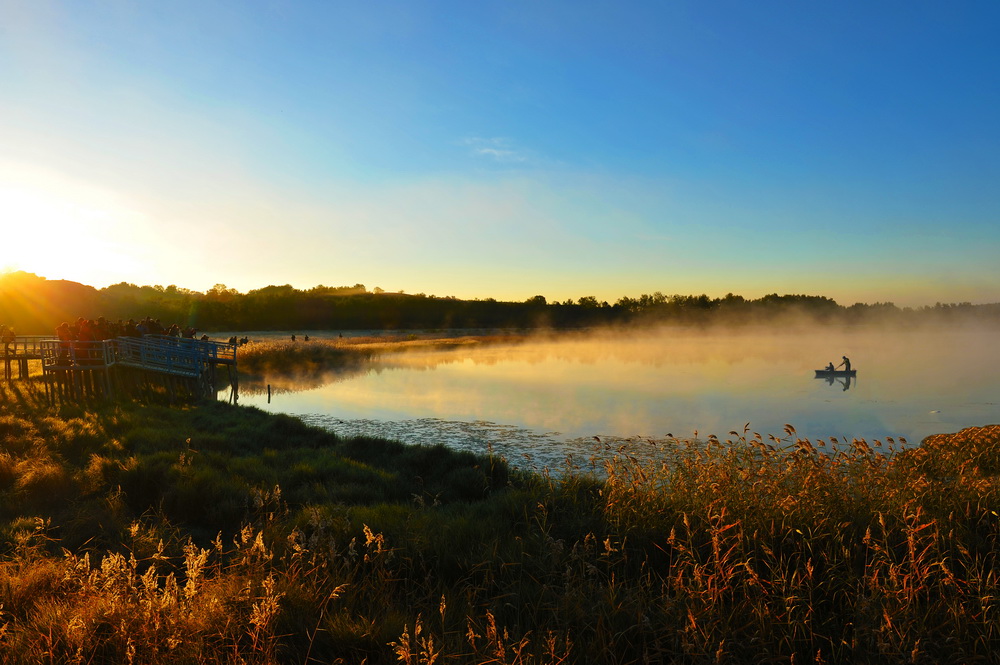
[0,167,149,286]
[0,185,93,277]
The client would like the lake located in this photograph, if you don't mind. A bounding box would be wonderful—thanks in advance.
[214,326,1000,471]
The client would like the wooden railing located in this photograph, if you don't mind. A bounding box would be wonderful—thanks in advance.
[115,337,205,378]
[40,340,118,369]
[3,336,51,358]
[144,335,238,365]
[30,335,238,401]
[34,336,235,372]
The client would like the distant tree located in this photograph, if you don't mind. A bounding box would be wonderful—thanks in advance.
[615,296,638,313]
[5,270,1000,333]
[207,284,239,300]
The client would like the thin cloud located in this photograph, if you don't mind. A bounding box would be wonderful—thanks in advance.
[462,137,529,163]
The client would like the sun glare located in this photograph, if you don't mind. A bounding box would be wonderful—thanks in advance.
[0,169,150,286]
[0,186,96,275]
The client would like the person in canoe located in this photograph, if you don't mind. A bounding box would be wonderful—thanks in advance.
[837,356,851,372]
[825,361,835,372]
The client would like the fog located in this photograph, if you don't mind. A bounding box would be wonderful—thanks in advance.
[227,324,1000,469]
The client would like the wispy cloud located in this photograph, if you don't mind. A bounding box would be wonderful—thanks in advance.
[462,137,529,163]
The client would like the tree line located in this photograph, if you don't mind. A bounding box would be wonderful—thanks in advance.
[1,271,997,334]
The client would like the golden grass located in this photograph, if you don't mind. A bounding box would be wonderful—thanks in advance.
[237,333,523,367]
[234,334,529,392]
[1,378,1000,663]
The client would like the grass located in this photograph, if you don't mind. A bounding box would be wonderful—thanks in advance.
[1,376,1000,663]
[235,334,526,379]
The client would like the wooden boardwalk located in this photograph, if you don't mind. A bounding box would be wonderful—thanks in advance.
[2,336,49,380]
[1,335,240,402]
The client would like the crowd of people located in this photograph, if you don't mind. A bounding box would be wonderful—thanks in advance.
[54,317,205,343]
[2,318,257,358]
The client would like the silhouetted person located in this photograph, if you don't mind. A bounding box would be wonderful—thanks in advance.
[291,334,296,342]
[56,322,72,363]
[837,356,851,372]
[825,362,835,372]
[76,319,96,364]
[96,316,110,340]
[1,325,14,356]
[304,335,309,341]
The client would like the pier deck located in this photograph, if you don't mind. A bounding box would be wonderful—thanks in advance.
[2,335,49,379]
[4,335,240,402]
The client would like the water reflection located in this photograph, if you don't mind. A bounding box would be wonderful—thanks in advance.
[816,375,853,391]
[237,363,370,396]
[225,327,1000,466]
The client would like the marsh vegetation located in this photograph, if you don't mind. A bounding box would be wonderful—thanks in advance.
[237,333,525,376]
[1,375,1000,663]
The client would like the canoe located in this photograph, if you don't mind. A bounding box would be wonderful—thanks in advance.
[814,369,856,377]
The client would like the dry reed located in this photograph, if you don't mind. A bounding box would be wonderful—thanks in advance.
[1,378,1000,663]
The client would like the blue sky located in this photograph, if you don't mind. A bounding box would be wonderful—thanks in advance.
[1,1,997,306]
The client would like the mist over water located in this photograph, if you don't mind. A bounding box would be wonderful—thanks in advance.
[222,326,1000,471]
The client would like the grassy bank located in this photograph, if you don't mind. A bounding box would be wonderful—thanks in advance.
[233,334,529,394]
[236,334,527,375]
[1,377,1000,664]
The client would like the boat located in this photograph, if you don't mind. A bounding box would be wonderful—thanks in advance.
[814,368,856,378]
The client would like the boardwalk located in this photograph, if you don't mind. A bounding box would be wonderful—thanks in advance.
[1,335,239,402]
[2,335,49,380]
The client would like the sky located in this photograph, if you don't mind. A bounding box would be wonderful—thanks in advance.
[1,1,998,307]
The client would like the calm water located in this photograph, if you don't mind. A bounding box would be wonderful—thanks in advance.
[216,327,1000,471]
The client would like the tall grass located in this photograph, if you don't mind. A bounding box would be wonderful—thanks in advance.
[1,377,999,663]
[236,334,525,378]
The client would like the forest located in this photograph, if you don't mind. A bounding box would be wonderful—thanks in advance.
[1,270,997,334]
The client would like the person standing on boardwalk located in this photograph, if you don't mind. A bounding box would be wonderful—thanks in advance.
[0,325,12,380]
[56,322,73,363]
[837,355,851,372]
[1,325,14,356]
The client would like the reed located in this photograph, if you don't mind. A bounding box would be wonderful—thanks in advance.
[236,334,525,378]
[0,378,999,663]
